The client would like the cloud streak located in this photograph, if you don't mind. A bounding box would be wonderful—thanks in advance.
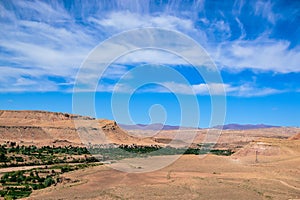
[213,36,300,73]
[0,0,299,93]
[96,81,282,97]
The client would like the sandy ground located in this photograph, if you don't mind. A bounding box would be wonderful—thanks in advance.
[26,150,300,200]
[1,110,299,199]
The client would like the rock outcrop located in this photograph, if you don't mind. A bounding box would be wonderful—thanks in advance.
[0,110,154,146]
[288,133,300,140]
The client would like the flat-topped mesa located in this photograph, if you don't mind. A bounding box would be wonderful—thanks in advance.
[0,110,156,147]
[0,110,100,129]
[0,110,122,132]
[0,110,95,121]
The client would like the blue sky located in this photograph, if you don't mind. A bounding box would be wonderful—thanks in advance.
[0,0,300,127]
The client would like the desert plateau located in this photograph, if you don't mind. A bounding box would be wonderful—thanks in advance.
[0,110,299,199]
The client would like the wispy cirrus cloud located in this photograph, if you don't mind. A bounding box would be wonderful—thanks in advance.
[0,0,299,93]
[213,37,300,73]
[145,82,282,97]
[89,12,196,32]
[254,0,279,24]
[100,81,282,97]
[0,1,97,91]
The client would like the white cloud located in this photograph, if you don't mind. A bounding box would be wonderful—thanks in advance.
[234,84,282,97]
[101,64,131,79]
[115,50,189,65]
[233,0,245,15]
[0,40,87,76]
[0,0,299,94]
[235,17,246,39]
[210,20,231,39]
[121,82,227,95]
[14,1,71,21]
[161,82,231,96]
[14,77,37,86]
[0,1,98,88]
[89,11,195,32]
[89,13,144,30]
[133,81,281,97]
[254,0,279,24]
[194,83,236,95]
[0,77,59,93]
[213,37,300,73]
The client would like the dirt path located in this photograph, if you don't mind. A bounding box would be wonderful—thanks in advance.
[0,165,47,173]
[279,180,300,191]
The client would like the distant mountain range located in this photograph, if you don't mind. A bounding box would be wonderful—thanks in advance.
[120,123,280,130]
[213,123,280,130]
[119,123,196,130]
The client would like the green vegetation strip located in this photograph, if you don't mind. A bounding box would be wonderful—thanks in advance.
[0,143,234,199]
[0,143,234,168]
[0,143,98,168]
[0,163,100,199]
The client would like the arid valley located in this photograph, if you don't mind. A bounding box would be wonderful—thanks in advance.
[0,110,299,199]
[1,1,300,199]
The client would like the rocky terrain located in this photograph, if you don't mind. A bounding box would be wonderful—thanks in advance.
[0,110,299,152]
[0,110,154,147]
[289,132,300,140]
[0,110,300,199]
[28,150,300,200]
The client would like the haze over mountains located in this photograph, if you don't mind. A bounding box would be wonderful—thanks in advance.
[213,124,280,130]
[0,110,299,151]
[120,123,280,130]
[119,123,192,130]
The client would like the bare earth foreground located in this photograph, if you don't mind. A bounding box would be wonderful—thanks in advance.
[0,110,299,199]
[28,140,300,200]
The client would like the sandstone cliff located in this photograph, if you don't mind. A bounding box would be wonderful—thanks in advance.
[0,110,154,147]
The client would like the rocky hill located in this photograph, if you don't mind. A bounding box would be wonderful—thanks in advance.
[288,133,300,140]
[0,110,154,147]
